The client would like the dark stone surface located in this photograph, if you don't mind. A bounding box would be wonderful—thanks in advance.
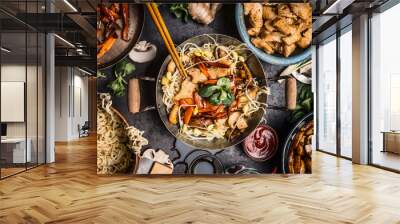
[97,4,297,174]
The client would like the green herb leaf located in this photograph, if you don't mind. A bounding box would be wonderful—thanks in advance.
[217,77,231,90]
[221,91,234,106]
[209,92,221,105]
[170,4,189,23]
[115,60,136,77]
[199,85,220,98]
[301,98,312,112]
[124,63,136,75]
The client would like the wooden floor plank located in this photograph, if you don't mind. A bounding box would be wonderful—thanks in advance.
[0,135,399,223]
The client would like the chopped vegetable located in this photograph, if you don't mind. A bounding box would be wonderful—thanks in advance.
[198,63,210,78]
[97,36,116,59]
[169,3,189,22]
[183,107,194,124]
[288,83,313,123]
[107,60,136,97]
[198,77,234,106]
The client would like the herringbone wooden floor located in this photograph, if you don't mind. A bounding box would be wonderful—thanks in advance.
[1,135,399,224]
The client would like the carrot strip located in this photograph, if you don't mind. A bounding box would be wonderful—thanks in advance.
[203,79,217,84]
[198,63,210,78]
[97,36,116,59]
[183,107,194,124]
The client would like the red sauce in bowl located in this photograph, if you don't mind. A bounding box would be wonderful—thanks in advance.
[243,125,278,161]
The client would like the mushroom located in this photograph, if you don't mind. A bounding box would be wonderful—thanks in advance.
[129,41,157,63]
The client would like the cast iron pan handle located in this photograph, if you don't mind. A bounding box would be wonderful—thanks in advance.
[128,76,156,113]
[265,76,297,111]
[128,75,297,112]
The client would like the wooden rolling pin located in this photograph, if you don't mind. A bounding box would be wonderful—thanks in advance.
[286,77,297,110]
[128,78,140,113]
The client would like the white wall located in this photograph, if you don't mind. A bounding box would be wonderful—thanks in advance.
[54,66,89,141]
[1,63,46,163]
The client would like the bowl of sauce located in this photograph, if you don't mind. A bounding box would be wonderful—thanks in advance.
[242,125,278,161]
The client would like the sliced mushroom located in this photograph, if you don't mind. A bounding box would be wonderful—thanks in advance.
[129,41,157,63]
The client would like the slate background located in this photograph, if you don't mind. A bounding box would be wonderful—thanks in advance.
[97,4,298,174]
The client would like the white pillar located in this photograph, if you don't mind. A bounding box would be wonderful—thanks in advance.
[352,14,369,164]
[45,0,55,163]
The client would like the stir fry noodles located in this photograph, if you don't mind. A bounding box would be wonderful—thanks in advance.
[161,36,269,141]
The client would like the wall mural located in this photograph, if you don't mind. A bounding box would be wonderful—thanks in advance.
[96,2,313,175]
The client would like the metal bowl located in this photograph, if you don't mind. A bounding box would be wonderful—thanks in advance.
[155,34,267,150]
[235,4,311,65]
[281,112,313,174]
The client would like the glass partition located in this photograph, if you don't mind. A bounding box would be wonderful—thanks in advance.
[370,3,400,171]
[0,0,46,179]
[339,28,353,158]
[0,31,28,177]
[317,36,337,155]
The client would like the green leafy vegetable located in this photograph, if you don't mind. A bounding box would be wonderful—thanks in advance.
[288,83,313,123]
[221,91,234,106]
[217,77,231,90]
[199,77,234,106]
[107,60,136,97]
[209,92,221,105]
[199,85,221,98]
[169,4,189,22]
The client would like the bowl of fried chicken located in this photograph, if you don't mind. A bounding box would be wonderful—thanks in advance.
[235,3,312,65]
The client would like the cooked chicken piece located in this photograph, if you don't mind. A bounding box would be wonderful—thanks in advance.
[215,118,227,130]
[297,28,312,49]
[269,42,283,54]
[273,18,297,35]
[228,111,241,129]
[246,3,263,36]
[248,28,260,37]
[207,67,230,79]
[290,3,312,21]
[264,20,276,32]
[282,32,301,45]
[174,79,197,101]
[262,5,277,20]
[262,32,283,43]
[243,3,258,15]
[167,60,176,73]
[283,44,296,57]
[187,67,208,84]
[297,22,309,33]
[277,4,296,18]
[251,38,274,54]
[236,116,248,130]
[282,17,297,25]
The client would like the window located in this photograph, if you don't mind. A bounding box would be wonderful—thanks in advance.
[317,36,337,154]
[339,28,352,158]
[370,3,400,171]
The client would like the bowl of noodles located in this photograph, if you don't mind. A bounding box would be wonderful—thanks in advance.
[156,34,269,150]
[97,93,148,174]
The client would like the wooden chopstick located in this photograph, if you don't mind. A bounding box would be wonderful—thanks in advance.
[145,3,187,78]
[149,3,186,76]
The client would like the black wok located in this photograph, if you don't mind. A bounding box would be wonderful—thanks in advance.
[155,34,267,150]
